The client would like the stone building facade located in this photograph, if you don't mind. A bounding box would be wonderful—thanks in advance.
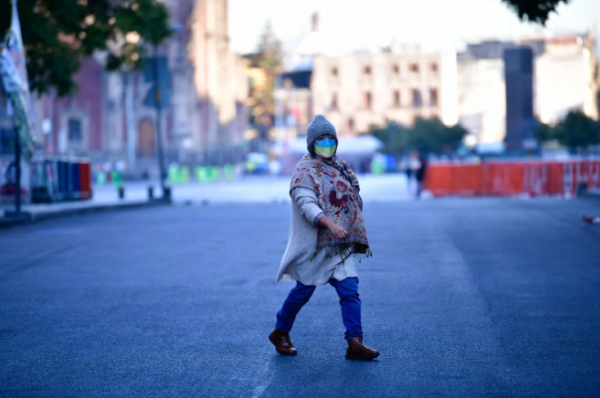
[457,35,599,146]
[531,34,598,125]
[311,44,458,136]
[33,0,246,176]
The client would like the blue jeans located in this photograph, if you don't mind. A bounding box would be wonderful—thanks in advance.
[275,277,363,340]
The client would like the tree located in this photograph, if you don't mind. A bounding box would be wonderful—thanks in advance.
[553,110,600,150]
[535,120,553,144]
[370,118,467,155]
[254,21,282,77]
[533,111,600,150]
[408,118,467,154]
[247,21,282,134]
[371,122,408,154]
[0,0,172,97]
[501,0,571,25]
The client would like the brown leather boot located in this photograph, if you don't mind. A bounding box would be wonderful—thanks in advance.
[269,329,298,356]
[345,337,379,360]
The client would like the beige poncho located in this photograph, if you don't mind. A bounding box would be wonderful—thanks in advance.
[276,188,359,286]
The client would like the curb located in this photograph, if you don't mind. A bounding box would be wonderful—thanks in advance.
[0,199,171,229]
[580,191,600,201]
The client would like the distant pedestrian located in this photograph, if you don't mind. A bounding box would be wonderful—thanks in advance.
[270,115,379,361]
[415,153,428,199]
[402,157,413,193]
[582,215,600,224]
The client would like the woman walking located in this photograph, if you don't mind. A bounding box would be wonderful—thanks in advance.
[269,115,379,360]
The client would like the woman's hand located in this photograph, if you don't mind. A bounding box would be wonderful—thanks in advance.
[318,216,349,239]
[330,223,349,239]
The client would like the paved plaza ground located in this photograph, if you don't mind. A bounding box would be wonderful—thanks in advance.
[1,197,599,397]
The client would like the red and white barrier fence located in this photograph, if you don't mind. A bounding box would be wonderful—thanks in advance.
[424,160,600,197]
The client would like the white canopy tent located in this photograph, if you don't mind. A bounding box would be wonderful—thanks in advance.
[286,135,384,155]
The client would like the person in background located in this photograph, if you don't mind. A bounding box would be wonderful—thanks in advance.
[269,115,379,361]
[582,215,600,224]
[415,153,428,199]
[407,151,420,194]
[401,157,412,194]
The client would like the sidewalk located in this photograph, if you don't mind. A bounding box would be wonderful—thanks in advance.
[0,174,412,228]
[94,174,412,205]
[0,191,169,228]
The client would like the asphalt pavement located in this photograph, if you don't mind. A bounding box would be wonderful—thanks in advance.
[1,198,599,397]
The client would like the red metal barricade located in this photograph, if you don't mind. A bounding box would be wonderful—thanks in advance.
[425,159,600,197]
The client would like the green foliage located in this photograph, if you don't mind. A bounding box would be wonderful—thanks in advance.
[254,21,282,75]
[535,120,553,143]
[371,118,468,155]
[553,110,600,149]
[371,122,408,154]
[500,0,570,25]
[534,111,600,149]
[247,21,282,131]
[1,0,171,97]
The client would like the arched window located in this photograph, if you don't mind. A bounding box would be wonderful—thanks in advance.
[137,119,156,157]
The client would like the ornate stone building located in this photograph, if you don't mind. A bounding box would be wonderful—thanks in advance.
[33,0,246,176]
[311,43,459,136]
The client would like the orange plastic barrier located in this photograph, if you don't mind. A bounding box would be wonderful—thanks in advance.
[424,160,600,197]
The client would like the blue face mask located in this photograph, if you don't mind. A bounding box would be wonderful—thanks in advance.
[314,138,337,158]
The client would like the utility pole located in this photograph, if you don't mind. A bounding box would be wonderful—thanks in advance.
[124,71,136,173]
[14,126,21,214]
[152,44,169,201]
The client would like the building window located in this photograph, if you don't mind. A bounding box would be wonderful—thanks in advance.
[430,63,438,73]
[410,63,419,73]
[393,91,401,108]
[412,89,422,108]
[363,65,371,75]
[331,67,338,76]
[392,64,400,74]
[138,119,156,157]
[331,93,338,110]
[68,118,82,142]
[363,92,372,109]
[429,89,438,106]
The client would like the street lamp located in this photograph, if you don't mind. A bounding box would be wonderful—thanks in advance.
[150,25,181,202]
[151,43,169,200]
[123,31,141,176]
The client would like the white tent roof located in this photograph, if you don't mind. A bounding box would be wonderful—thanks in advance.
[287,135,383,155]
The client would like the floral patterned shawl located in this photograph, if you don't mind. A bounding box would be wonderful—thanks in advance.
[290,154,372,261]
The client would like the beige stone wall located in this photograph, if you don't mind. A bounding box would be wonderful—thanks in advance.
[535,36,598,124]
[312,50,457,135]
[457,58,506,144]
[456,35,599,147]
[185,0,246,159]
[29,0,246,169]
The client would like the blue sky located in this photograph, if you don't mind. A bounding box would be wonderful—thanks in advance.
[228,0,600,54]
